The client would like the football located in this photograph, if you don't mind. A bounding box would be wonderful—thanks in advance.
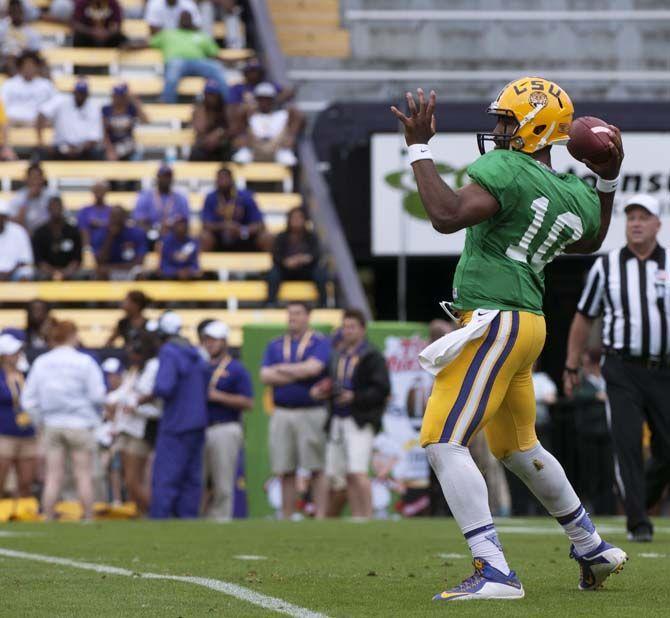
[567,116,614,164]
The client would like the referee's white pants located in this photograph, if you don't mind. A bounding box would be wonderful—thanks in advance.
[204,422,243,520]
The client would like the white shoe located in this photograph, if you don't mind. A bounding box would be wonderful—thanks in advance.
[433,558,524,601]
[570,541,628,590]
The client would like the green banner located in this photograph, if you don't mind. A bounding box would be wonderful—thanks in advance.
[241,320,427,518]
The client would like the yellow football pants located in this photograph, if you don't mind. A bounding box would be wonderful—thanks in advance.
[420,310,546,459]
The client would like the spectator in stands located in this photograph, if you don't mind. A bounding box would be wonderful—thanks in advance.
[133,166,190,244]
[268,207,328,307]
[102,83,148,162]
[228,60,292,109]
[47,0,75,22]
[0,51,55,127]
[2,300,53,351]
[8,163,53,233]
[260,302,331,519]
[37,80,103,160]
[0,0,41,75]
[0,100,17,161]
[148,10,229,104]
[233,82,302,167]
[145,0,201,33]
[22,320,107,520]
[72,0,125,47]
[105,290,149,347]
[190,80,234,162]
[32,195,83,281]
[0,200,34,280]
[202,320,253,520]
[0,0,40,21]
[77,180,112,252]
[109,333,161,513]
[95,206,147,280]
[0,333,37,498]
[150,311,208,518]
[158,215,201,280]
[200,166,271,252]
[312,309,390,519]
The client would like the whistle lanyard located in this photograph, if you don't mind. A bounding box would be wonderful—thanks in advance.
[209,355,232,391]
[217,189,238,222]
[283,330,313,363]
[155,191,176,224]
[336,343,364,387]
[5,371,25,420]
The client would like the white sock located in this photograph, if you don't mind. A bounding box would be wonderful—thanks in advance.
[502,443,602,556]
[426,442,510,575]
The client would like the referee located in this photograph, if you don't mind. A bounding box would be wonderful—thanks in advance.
[564,193,670,542]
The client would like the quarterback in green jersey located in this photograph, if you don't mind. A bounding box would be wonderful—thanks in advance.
[391,77,625,601]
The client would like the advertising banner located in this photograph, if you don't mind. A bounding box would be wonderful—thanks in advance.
[371,132,670,256]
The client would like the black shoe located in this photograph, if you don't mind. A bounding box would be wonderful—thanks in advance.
[627,524,653,542]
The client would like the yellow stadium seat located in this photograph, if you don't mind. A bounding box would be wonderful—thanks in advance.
[0,280,317,303]
[0,161,292,191]
[8,127,195,149]
[80,251,272,272]
[143,104,193,125]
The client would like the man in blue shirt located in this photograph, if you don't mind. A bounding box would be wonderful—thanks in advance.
[76,181,112,253]
[94,206,147,280]
[260,301,331,519]
[202,320,253,520]
[150,311,209,518]
[158,215,201,280]
[133,164,190,243]
[200,166,272,252]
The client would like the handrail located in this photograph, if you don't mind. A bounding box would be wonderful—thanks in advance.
[248,0,371,319]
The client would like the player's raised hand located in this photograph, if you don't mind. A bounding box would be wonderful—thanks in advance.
[390,88,437,146]
[583,124,624,181]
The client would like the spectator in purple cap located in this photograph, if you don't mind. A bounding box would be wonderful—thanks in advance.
[72,0,125,48]
[190,79,235,162]
[37,80,102,160]
[228,60,291,109]
[158,215,201,280]
[102,83,148,161]
[77,181,112,253]
[95,206,147,280]
[132,165,190,244]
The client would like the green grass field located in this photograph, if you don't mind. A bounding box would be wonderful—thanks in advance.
[1,517,668,617]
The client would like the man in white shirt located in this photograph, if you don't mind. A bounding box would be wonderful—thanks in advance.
[144,0,201,33]
[0,199,34,280]
[37,80,103,160]
[0,0,41,74]
[1,50,56,126]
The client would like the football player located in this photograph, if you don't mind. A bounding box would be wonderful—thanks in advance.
[391,78,626,600]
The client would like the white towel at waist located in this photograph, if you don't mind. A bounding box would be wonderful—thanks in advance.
[418,309,500,376]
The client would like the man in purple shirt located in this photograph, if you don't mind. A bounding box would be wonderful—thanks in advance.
[260,301,331,519]
[76,181,112,252]
[95,206,147,279]
[158,215,201,280]
[132,164,190,243]
[200,166,272,252]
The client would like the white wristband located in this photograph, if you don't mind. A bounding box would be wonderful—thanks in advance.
[596,175,619,193]
[407,143,434,164]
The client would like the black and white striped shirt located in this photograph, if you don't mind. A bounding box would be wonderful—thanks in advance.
[577,245,670,358]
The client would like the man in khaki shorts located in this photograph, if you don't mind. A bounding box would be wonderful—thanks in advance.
[312,309,390,518]
[261,302,331,519]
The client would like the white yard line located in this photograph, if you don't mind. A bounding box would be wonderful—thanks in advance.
[234,555,268,561]
[0,547,328,618]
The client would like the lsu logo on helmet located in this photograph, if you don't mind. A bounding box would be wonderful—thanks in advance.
[477,77,574,154]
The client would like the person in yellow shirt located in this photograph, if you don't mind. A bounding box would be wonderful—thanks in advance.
[0,102,18,160]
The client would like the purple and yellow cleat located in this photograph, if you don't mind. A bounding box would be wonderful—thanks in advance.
[433,558,525,601]
[570,541,628,590]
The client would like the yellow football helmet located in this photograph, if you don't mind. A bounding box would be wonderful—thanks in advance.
[477,76,574,155]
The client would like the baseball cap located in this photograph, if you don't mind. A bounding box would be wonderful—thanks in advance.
[253,82,277,99]
[0,200,11,216]
[0,333,23,356]
[74,80,89,94]
[202,320,229,340]
[112,82,128,96]
[101,357,122,374]
[624,194,661,218]
[158,311,182,335]
[157,163,173,176]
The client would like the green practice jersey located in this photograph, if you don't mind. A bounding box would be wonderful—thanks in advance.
[452,149,601,314]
